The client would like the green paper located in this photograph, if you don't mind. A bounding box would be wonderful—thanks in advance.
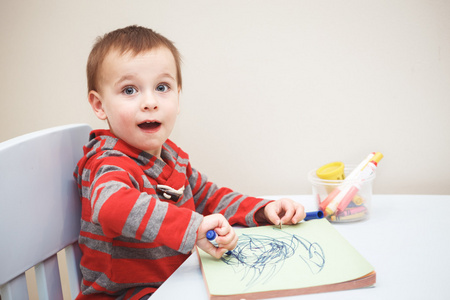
[198,218,374,296]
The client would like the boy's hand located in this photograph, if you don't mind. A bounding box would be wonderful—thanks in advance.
[255,198,306,226]
[196,214,237,259]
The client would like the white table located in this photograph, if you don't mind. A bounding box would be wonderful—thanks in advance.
[151,195,450,299]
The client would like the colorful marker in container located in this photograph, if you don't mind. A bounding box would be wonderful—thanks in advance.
[206,230,232,255]
[336,205,367,217]
[324,184,353,216]
[330,211,367,222]
[324,152,382,216]
[335,152,383,214]
[319,153,375,212]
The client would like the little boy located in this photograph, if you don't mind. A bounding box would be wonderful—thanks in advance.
[74,25,305,299]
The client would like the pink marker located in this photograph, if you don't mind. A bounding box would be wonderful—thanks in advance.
[321,153,375,215]
[336,153,383,214]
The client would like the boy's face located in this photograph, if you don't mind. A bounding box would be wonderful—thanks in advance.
[89,47,180,159]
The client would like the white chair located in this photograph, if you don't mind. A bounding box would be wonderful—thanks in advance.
[0,124,92,300]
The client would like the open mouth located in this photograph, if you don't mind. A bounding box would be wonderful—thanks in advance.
[138,121,161,131]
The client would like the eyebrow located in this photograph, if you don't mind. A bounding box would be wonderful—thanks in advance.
[114,74,137,87]
[159,72,177,82]
[114,72,177,87]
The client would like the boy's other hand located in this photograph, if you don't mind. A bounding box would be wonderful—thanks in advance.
[255,198,306,226]
[196,214,237,259]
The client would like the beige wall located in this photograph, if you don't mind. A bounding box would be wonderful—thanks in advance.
[1,0,449,196]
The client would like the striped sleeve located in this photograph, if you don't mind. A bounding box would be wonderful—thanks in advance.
[85,155,203,253]
[188,165,272,227]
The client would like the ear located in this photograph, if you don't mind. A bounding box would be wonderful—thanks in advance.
[88,91,107,120]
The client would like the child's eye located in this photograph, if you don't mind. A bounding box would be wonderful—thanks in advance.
[123,86,137,95]
[156,84,169,92]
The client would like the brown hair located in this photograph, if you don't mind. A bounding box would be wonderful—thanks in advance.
[87,25,182,92]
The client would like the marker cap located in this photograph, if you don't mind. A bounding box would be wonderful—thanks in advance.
[206,230,216,241]
[304,211,324,221]
[316,162,345,181]
[371,152,383,164]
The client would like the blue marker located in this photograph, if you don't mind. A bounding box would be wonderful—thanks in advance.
[304,210,324,221]
[206,230,232,255]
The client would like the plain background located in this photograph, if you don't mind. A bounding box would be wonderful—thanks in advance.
[1,0,449,196]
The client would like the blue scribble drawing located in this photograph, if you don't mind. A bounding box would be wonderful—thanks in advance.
[221,228,325,288]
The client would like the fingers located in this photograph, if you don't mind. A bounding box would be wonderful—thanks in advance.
[209,230,237,258]
[199,227,237,259]
[214,219,232,236]
[197,238,225,259]
[217,229,238,251]
[264,202,283,225]
[290,203,306,224]
[197,214,237,258]
[279,201,296,224]
[265,198,306,225]
[198,213,228,235]
[281,200,306,224]
[213,218,238,250]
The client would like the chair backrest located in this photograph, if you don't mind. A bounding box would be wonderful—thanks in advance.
[0,124,92,300]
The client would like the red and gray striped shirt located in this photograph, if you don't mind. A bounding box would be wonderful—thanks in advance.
[74,130,271,299]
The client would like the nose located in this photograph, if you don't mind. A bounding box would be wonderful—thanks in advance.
[141,93,158,111]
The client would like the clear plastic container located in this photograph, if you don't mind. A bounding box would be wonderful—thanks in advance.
[308,165,375,223]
